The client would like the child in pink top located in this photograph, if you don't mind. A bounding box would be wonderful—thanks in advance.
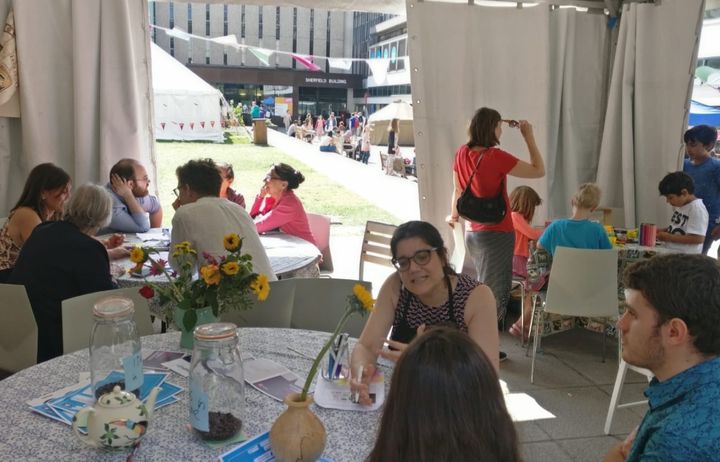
[508,186,543,339]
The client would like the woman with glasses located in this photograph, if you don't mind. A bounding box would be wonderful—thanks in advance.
[447,108,545,351]
[249,163,316,245]
[350,221,499,406]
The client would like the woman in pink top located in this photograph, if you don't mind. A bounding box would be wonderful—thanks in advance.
[508,186,543,339]
[250,163,316,245]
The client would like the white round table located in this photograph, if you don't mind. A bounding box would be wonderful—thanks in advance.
[0,328,390,461]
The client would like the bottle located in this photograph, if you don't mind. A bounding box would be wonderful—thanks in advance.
[189,323,245,441]
[89,296,143,400]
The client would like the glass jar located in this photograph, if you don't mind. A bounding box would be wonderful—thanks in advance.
[89,296,142,400]
[189,322,245,441]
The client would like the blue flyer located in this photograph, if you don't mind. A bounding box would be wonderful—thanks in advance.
[218,431,333,462]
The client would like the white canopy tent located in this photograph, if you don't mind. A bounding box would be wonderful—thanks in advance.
[152,42,224,143]
[367,100,415,146]
[0,0,704,233]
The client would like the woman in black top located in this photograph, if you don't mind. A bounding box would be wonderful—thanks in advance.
[10,184,117,362]
[385,118,400,175]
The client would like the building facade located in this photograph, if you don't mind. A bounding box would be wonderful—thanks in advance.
[149,2,361,120]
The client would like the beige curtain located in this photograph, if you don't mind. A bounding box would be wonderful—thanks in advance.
[0,0,155,216]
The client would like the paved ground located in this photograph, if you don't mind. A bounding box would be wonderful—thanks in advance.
[266,128,646,461]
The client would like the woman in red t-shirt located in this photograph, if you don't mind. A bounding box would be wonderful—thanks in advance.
[447,107,545,335]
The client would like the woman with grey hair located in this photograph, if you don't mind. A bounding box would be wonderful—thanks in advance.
[9,184,117,362]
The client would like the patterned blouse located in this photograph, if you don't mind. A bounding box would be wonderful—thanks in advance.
[0,214,20,272]
[390,273,478,344]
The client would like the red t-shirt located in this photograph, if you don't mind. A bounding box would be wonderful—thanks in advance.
[453,145,518,232]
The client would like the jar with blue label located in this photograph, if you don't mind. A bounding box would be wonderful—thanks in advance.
[189,322,244,441]
[89,296,143,400]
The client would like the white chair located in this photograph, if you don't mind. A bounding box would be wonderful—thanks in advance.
[290,278,372,338]
[0,284,38,373]
[307,213,333,273]
[220,279,295,328]
[359,220,397,281]
[604,356,653,434]
[529,247,619,383]
[61,287,155,354]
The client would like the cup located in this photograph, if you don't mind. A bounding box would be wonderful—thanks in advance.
[640,223,657,247]
[321,333,349,381]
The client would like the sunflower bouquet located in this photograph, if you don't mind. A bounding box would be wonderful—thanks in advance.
[129,232,270,331]
[299,284,374,401]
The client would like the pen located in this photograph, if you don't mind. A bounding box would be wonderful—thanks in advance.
[352,365,364,404]
[334,333,349,379]
[327,335,341,379]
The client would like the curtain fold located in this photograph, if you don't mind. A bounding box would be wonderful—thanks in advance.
[596,0,703,228]
[0,0,154,216]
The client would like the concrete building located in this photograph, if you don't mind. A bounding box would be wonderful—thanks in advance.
[149,2,363,120]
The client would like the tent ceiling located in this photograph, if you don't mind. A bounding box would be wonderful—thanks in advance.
[149,0,651,16]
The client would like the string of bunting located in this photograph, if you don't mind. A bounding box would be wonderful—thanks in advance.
[150,24,409,82]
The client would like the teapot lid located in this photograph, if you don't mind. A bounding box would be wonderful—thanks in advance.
[97,385,137,408]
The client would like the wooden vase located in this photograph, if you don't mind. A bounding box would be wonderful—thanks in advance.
[174,306,218,349]
[269,393,327,462]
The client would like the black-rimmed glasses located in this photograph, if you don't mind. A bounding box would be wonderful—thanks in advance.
[502,119,519,128]
[172,188,179,197]
[392,248,437,272]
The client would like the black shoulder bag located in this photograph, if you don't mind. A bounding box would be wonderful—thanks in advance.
[456,149,507,224]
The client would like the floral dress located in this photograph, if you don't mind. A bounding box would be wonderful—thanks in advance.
[0,214,21,273]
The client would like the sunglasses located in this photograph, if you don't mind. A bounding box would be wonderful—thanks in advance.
[392,248,437,272]
[502,119,519,128]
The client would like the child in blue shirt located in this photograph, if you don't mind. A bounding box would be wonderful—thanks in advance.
[682,124,720,254]
[657,172,708,254]
[538,183,612,256]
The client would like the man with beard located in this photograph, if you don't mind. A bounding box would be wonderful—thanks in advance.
[99,158,163,234]
[604,254,720,462]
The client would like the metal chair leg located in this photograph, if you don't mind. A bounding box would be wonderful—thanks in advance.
[519,282,526,348]
[525,293,537,357]
[530,308,543,384]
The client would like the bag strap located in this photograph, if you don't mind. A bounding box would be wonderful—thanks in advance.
[462,147,505,198]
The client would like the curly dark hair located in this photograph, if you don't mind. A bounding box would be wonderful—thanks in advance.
[176,158,222,197]
[623,254,720,355]
[272,163,305,190]
[390,221,455,276]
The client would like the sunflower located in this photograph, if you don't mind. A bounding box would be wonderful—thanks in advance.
[352,283,375,312]
[221,261,240,276]
[224,233,241,251]
[129,246,147,264]
[250,273,270,301]
[199,264,221,286]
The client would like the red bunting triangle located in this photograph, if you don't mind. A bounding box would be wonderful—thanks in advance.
[200,121,205,128]
[210,121,215,128]
[160,122,165,130]
[179,123,184,130]
[190,122,195,130]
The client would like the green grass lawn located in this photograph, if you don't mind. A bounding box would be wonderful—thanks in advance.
[155,136,399,233]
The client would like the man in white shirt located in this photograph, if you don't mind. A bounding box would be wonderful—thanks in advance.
[170,158,276,280]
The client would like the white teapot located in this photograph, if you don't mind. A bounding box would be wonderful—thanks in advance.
[72,385,160,449]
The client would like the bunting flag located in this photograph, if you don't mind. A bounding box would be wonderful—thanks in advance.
[210,34,240,49]
[291,53,321,72]
[200,121,205,128]
[179,122,184,130]
[328,58,352,71]
[0,9,20,117]
[367,58,391,84]
[150,24,410,78]
[249,47,273,66]
[160,122,166,130]
[210,120,216,128]
[165,27,192,41]
[190,122,195,130]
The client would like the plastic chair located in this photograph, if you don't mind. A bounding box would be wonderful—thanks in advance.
[61,287,155,354]
[220,279,295,328]
[529,247,619,383]
[0,283,38,373]
[307,213,333,273]
[359,221,397,281]
[449,221,466,272]
[604,355,653,434]
[290,278,372,338]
